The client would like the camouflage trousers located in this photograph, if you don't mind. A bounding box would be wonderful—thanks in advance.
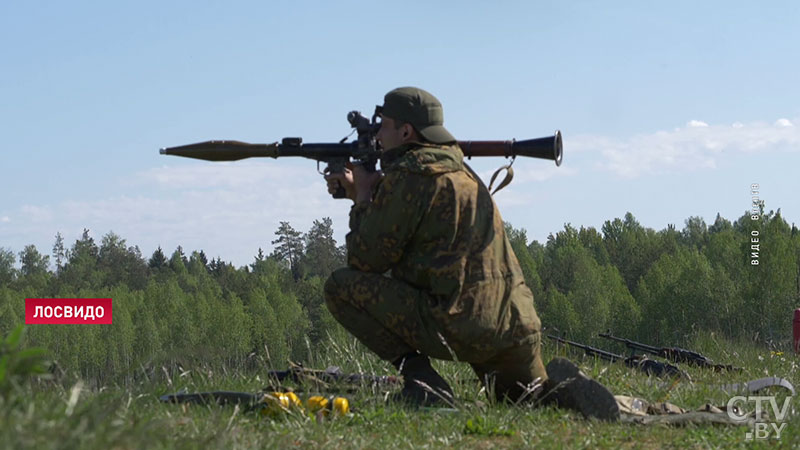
[324,267,547,400]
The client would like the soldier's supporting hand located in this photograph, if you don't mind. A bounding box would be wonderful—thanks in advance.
[325,163,382,204]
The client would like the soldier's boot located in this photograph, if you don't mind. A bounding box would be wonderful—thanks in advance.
[391,353,454,407]
[542,358,620,421]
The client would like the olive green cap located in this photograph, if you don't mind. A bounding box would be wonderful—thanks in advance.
[380,87,456,144]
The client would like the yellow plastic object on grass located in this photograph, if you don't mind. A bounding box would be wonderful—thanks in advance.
[332,397,349,415]
[306,395,329,413]
[286,391,302,408]
[306,395,350,416]
[260,392,302,417]
[259,393,349,418]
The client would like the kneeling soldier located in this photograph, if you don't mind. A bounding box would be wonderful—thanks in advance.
[324,87,619,421]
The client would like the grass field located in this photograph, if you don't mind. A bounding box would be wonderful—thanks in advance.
[2,332,798,449]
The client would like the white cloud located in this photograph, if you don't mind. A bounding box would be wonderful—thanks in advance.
[570,118,800,178]
[141,162,309,189]
[2,154,576,264]
[21,205,53,223]
[0,216,9,223]
[476,163,578,185]
[1,165,350,267]
[492,188,535,209]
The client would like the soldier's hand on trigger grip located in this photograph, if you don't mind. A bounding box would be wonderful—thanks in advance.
[324,163,356,201]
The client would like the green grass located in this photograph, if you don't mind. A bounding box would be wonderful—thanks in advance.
[2,333,798,449]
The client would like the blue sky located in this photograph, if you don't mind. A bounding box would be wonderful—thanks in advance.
[1,1,798,267]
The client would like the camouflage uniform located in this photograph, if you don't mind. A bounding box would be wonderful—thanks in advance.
[324,141,547,400]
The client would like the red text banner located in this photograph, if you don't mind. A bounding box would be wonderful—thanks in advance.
[25,298,113,324]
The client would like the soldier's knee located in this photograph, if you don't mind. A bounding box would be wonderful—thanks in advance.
[324,268,344,296]
[324,267,354,306]
[323,278,339,314]
[323,274,336,300]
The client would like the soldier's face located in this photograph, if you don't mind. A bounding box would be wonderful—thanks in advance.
[376,115,405,151]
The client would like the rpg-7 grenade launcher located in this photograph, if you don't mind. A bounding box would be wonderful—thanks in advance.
[159,108,563,198]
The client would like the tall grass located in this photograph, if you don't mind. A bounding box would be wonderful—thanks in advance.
[1,327,798,449]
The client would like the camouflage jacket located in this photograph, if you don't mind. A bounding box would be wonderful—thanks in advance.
[346,143,541,352]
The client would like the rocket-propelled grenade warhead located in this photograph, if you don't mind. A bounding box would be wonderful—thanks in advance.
[159,140,281,161]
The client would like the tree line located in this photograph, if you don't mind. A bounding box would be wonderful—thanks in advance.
[0,209,798,385]
[511,207,799,347]
[0,218,347,386]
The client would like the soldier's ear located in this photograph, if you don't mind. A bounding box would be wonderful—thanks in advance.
[402,124,413,140]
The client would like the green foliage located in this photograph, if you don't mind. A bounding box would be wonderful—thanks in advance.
[681,216,709,249]
[463,416,516,437]
[541,289,578,335]
[4,333,795,449]
[538,234,639,341]
[505,222,543,300]
[302,217,345,278]
[52,232,67,274]
[58,229,102,291]
[0,248,17,288]
[748,210,797,341]
[534,208,799,349]
[17,244,50,291]
[0,325,50,400]
[2,211,800,448]
[97,232,148,290]
[0,209,797,389]
[636,248,717,343]
[148,246,167,270]
[2,220,350,383]
[18,245,50,278]
[0,288,21,333]
[271,221,305,279]
[601,213,663,293]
